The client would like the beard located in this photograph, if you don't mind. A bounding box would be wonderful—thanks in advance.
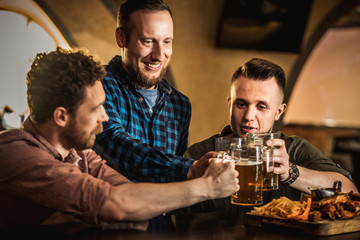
[60,119,103,151]
[127,63,168,89]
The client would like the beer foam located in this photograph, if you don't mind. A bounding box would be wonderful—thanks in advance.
[235,160,261,166]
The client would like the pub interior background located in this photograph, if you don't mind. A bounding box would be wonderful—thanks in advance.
[1,0,360,188]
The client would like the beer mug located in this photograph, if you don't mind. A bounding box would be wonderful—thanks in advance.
[230,139,263,206]
[215,137,235,162]
[246,132,279,191]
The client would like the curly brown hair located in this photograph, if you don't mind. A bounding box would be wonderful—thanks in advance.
[26,47,105,124]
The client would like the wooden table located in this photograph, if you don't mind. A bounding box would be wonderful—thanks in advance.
[3,211,360,240]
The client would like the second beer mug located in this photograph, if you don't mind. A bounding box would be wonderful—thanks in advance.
[230,139,263,206]
[247,132,279,191]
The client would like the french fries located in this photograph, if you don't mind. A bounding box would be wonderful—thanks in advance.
[250,192,360,222]
[250,196,306,218]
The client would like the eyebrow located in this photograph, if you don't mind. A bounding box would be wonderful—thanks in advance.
[257,100,270,106]
[91,101,104,111]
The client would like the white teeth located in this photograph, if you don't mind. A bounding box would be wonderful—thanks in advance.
[146,63,160,68]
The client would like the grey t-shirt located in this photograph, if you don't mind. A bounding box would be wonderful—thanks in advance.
[136,86,159,116]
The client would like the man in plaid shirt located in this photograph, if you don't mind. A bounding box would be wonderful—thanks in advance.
[95,0,213,183]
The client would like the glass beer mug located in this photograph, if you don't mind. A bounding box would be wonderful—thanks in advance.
[246,132,279,191]
[230,138,263,206]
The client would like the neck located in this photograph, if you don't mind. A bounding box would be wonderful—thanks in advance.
[136,84,157,90]
[33,121,70,158]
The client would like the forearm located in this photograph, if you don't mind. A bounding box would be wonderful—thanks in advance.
[99,179,209,222]
[290,166,358,194]
[100,159,239,223]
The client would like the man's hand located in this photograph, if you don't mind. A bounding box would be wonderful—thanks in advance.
[187,151,218,179]
[266,138,290,181]
[202,158,239,199]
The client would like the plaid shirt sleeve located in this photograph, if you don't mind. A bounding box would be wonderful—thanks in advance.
[96,58,195,183]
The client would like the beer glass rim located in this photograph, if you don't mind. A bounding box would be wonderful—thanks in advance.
[246,132,274,137]
[215,136,246,144]
[246,132,275,146]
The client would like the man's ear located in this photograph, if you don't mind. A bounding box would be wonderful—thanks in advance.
[115,27,126,48]
[227,96,231,108]
[53,107,68,127]
[275,103,287,121]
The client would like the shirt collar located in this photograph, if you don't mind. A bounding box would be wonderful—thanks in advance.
[63,148,82,166]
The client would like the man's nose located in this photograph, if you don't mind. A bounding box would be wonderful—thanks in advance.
[100,105,109,122]
[244,107,256,121]
[151,42,165,61]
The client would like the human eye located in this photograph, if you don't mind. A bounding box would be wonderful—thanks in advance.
[235,100,246,109]
[142,39,153,46]
[164,39,172,45]
[257,103,267,111]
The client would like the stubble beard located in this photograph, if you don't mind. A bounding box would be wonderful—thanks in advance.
[128,63,168,89]
[61,119,103,151]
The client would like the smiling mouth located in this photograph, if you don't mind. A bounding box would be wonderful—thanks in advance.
[145,62,161,69]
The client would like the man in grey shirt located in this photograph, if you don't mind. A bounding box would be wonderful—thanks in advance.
[183,58,357,213]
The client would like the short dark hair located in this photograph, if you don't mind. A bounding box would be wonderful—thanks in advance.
[231,58,286,96]
[117,0,172,39]
[26,47,105,124]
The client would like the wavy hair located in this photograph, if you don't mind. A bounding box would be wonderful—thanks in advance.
[26,47,105,124]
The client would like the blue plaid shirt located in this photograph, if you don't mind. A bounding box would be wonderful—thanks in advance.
[95,56,194,183]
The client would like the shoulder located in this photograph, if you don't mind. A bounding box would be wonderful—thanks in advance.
[105,55,122,74]
[0,129,60,174]
[276,131,309,150]
[168,86,191,120]
[0,128,62,162]
[278,131,349,173]
[276,131,320,164]
[0,129,36,145]
[170,85,190,101]
[160,80,190,104]
[171,89,191,107]
[103,56,127,88]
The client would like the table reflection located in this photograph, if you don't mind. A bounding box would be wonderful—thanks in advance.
[3,211,360,240]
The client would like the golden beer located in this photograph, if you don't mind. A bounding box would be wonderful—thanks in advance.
[263,148,279,191]
[231,159,263,206]
[247,132,279,191]
[263,168,279,191]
